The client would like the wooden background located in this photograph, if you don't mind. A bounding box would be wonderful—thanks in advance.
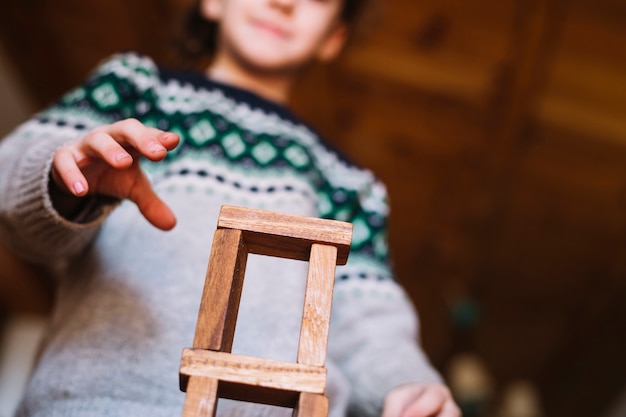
[1,0,625,416]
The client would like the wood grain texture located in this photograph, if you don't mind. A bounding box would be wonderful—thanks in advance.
[217,205,352,265]
[193,228,248,352]
[180,348,327,395]
[297,244,337,367]
[3,2,626,414]
[182,376,218,417]
[180,206,349,415]
[293,393,329,417]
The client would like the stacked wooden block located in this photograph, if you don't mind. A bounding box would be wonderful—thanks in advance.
[180,205,353,417]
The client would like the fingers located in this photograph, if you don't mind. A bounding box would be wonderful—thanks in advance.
[50,118,179,230]
[99,119,179,162]
[51,119,179,197]
[439,400,461,417]
[52,146,178,230]
[403,387,460,417]
[79,119,177,169]
[382,385,421,417]
[127,169,177,231]
[52,145,90,196]
[80,130,134,169]
[383,384,460,417]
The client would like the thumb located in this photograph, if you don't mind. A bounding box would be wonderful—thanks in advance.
[126,170,177,231]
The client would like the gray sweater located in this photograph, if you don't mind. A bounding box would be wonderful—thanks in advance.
[0,53,441,417]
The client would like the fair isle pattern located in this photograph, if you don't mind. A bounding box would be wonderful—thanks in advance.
[93,54,389,215]
[42,52,393,275]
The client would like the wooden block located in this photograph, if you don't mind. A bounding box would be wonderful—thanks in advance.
[182,376,219,417]
[293,393,329,417]
[180,349,327,395]
[193,228,248,351]
[217,205,352,265]
[216,381,300,408]
[297,244,337,367]
[180,206,352,417]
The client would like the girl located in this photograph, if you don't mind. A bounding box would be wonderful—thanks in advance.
[0,0,459,416]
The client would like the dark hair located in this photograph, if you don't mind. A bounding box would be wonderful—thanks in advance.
[175,0,371,67]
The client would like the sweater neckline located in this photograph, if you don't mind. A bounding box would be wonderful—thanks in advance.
[156,65,357,167]
[158,67,300,125]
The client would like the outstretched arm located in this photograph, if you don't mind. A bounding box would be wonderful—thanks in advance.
[0,53,178,265]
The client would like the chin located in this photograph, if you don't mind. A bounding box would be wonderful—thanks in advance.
[237,49,302,73]
[246,60,301,77]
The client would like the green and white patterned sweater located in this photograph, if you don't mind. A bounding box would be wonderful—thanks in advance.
[0,53,441,417]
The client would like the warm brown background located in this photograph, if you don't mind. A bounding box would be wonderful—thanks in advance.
[1,0,625,416]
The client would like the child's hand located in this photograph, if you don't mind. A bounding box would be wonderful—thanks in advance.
[51,119,180,230]
[382,383,460,417]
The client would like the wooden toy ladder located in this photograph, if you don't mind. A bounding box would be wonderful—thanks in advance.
[179,205,353,417]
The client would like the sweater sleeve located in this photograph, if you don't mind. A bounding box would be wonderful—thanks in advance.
[321,164,442,416]
[0,53,159,265]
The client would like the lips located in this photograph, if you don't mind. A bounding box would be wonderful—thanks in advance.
[250,18,291,39]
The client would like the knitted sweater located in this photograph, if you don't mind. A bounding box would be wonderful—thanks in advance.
[0,53,441,417]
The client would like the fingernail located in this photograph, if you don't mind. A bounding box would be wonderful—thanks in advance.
[116,152,131,162]
[150,143,166,154]
[73,181,85,194]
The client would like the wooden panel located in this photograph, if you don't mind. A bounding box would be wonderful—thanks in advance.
[535,4,626,145]
[193,228,248,352]
[294,393,328,417]
[182,376,218,417]
[297,244,337,367]
[180,349,327,396]
[217,205,352,265]
[346,0,516,105]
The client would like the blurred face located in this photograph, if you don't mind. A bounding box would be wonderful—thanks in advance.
[202,0,347,74]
